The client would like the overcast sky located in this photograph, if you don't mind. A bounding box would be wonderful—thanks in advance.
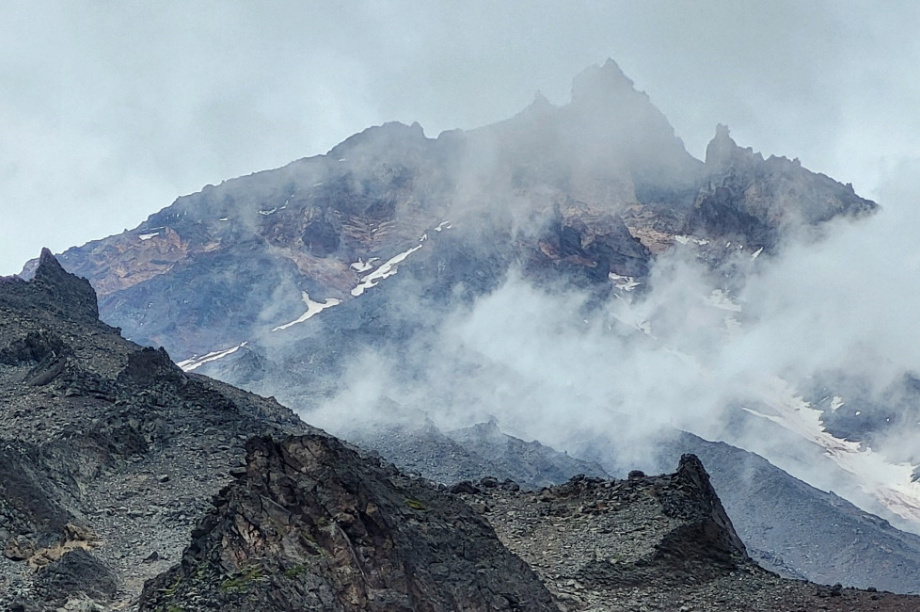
[2,0,919,275]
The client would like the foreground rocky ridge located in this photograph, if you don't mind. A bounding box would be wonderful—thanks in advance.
[354,421,920,594]
[139,434,920,612]
[0,252,316,609]
[139,434,558,611]
[3,253,919,611]
[460,461,920,612]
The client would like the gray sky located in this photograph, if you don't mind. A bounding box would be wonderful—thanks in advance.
[2,0,919,275]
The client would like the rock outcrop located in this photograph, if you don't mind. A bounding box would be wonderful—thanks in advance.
[0,252,315,610]
[686,124,876,251]
[461,458,920,612]
[138,434,558,611]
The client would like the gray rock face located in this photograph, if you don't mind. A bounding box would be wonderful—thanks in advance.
[687,124,876,251]
[461,457,920,612]
[0,253,316,610]
[139,434,558,612]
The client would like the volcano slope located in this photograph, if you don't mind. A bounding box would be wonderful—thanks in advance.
[22,59,920,594]
[1,251,918,611]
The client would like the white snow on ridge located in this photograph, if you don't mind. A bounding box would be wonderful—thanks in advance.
[744,379,920,525]
[348,221,450,297]
[138,232,160,241]
[350,258,379,273]
[272,292,342,332]
[351,244,424,297]
[259,207,278,216]
[673,235,710,247]
[176,342,247,372]
[608,273,639,292]
[751,247,764,260]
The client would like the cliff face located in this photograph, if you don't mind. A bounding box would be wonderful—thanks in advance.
[685,124,875,251]
[139,434,558,612]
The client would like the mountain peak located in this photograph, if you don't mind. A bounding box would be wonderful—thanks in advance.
[705,123,739,167]
[34,247,68,280]
[25,248,99,321]
[571,58,636,104]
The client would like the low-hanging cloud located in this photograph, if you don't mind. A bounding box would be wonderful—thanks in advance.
[304,160,920,531]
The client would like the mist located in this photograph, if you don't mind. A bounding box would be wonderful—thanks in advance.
[5,2,920,276]
[301,158,920,530]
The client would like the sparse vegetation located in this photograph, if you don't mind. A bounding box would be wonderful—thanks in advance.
[405,498,427,511]
[219,565,265,593]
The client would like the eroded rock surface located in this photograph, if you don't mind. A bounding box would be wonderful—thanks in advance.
[138,434,557,612]
[0,253,315,610]
[461,457,920,612]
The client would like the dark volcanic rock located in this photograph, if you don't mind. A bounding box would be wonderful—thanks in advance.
[0,252,317,610]
[661,432,920,593]
[464,456,920,612]
[686,124,877,251]
[139,434,557,612]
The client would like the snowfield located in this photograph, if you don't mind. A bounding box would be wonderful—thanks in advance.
[272,292,342,332]
[176,342,247,372]
[745,378,920,526]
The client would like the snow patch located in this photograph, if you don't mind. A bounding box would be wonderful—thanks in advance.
[434,221,453,232]
[744,379,920,525]
[272,292,341,332]
[830,396,845,411]
[674,235,690,245]
[608,273,639,292]
[351,244,424,297]
[350,258,379,273]
[751,247,764,260]
[176,342,247,372]
[138,232,160,241]
[258,207,278,216]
